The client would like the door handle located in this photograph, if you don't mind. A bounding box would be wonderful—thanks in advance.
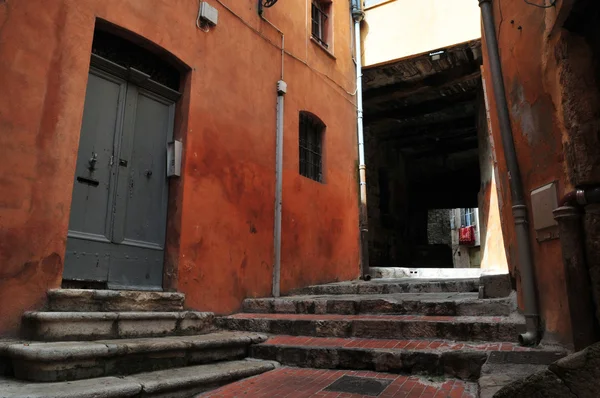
[88,152,98,171]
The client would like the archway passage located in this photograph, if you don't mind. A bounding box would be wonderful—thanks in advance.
[363,40,487,269]
[62,28,182,290]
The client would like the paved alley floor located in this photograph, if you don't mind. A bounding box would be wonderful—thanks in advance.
[197,367,477,398]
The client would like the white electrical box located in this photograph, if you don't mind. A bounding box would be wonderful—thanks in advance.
[167,140,183,177]
[199,2,218,26]
[531,182,559,242]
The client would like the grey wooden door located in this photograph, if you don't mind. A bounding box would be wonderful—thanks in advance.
[64,59,176,290]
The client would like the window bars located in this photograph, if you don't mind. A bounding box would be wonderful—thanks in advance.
[299,112,325,182]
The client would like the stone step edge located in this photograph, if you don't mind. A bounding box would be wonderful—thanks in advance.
[289,279,480,296]
[22,311,216,342]
[218,314,525,343]
[259,335,537,353]
[23,311,212,320]
[47,289,185,300]
[7,331,268,362]
[222,313,525,323]
[249,343,566,382]
[0,359,278,398]
[242,295,515,316]
[46,289,185,312]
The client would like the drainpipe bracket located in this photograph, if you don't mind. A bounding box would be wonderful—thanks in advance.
[277,80,287,96]
[351,8,365,22]
[553,205,581,221]
[512,204,529,224]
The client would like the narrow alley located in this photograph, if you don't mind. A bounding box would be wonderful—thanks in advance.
[1,0,600,397]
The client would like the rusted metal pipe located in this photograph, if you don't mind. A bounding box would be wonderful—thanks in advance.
[560,187,600,207]
[478,0,540,346]
[554,206,598,350]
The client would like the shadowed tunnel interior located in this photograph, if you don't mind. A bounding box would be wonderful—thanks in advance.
[363,40,484,268]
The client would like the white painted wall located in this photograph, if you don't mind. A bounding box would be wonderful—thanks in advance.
[363,0,482,66]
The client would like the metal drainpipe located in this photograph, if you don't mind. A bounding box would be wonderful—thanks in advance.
[553,204,598,350]
[257,8,287,298]
[351,0,371,281]
[478,0,540,345]
[272,80,287,297]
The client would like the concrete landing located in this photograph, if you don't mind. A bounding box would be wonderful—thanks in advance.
[369,267,484,279]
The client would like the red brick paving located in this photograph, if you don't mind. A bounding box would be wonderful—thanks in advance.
[197,367,477,398]
[229,313,505,323]
[263,335,532,352]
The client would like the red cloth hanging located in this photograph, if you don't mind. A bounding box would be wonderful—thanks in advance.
[459,226,476,246]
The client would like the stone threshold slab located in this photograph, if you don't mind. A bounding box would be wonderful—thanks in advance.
[8,331,268,382]
[0,359,278,398]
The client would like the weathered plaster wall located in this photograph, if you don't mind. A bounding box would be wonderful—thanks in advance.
[481,0,600,345]
[363,0,481,66]
[0,0,359,335]
[478,81,509,274]
[427,210,451,246]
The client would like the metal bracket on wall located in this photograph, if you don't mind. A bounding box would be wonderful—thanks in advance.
[258,0,279,15]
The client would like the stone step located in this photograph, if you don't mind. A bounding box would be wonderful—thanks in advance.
[7,331,268,382]
[46,289,185,312]
[478,363,553,398]
[243,292,515,317]
[289,278,480,296]
[22,311,215,341]
[249,335,566,382]
[369,267,483,279]
[217,313,525,342]
[0,359,277,398]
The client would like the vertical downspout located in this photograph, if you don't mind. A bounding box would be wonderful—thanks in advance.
[351,0,370,280]
[258,7,287,298]
[272,80,287,297]
[478,0,540,345]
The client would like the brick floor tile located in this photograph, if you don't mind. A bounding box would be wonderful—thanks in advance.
[196,367,477,398]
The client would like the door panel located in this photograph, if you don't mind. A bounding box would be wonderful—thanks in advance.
[108,88,174,289]
[64,63,176,290]
[63,71,126,282]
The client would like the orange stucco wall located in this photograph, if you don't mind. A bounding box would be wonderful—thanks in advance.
[480,0,598,345]
[0,0,359,335]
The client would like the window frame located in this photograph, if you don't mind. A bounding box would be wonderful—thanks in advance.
[311,0,332,49]
[461,208,477,227]
[299,112,325,183]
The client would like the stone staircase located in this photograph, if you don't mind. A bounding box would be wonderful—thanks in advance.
[0,289,276,398]
[216,276,569,397]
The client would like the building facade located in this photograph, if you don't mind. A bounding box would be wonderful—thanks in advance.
[0,0,360,336]
[481,0,600,348]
